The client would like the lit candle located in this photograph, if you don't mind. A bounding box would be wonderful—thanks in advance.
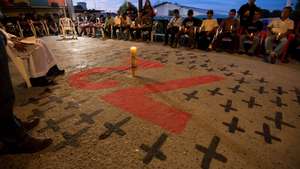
[130,46,137,77]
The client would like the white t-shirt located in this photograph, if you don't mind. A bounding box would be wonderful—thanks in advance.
[201,19,219,32]
[268,18,294,34]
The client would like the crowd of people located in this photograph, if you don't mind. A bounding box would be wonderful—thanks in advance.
[1,0,299,63]
[0,0,300,155]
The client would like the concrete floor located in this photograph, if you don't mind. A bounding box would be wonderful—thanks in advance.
[0,36,300,169]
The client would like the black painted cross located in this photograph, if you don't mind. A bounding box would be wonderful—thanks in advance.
[228,85,244,94]
[140,133,168,165]
[204,59,211,63]
[99,117,131,140]
[224,73,234,77]
[256,77,268,84]
[293,95,300,105]
[220,100,237,112]
[218,67,228,72]
[272,87,288,95]
[255,123,281,144]
[270,97,288,107]
[242,97,262,108]
[190,60,197,64]
[39,95,70,106]
[264,112,296,130]
[183,90,199,101]
[75,109,103,125]
[176,61,185,65]
[53,127,90,151]
[290,87,300,96]
[235,77,249,84]
[200,64,208,68]
[241,70,252,76]
[229,63,238,68]
[253,86,268,94]
[38,114,75,133]
[188,65,197,70]
[64,99,89,110]
[27,106,55,120]
[20,96,48,107]
[222,117,245,133]
[207,88,224,96]
[195,136,227,169]
[206,68,214,72]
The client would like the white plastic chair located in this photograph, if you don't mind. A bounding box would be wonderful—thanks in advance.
[59,17,77,40]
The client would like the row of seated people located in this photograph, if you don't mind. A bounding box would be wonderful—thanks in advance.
[75,12,154,41]
[4,13,61,38]
[163,7,297,64]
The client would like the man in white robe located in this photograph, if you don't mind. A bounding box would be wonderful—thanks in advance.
[0,27,64,86]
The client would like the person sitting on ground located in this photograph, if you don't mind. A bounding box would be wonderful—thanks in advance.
[120,13,132,40]
[130,11,143,41]
[164,9,182,47]
[239,9,263,55]
[0,24,65,87]
[265,6,294,64]
[213,9,240,52]
[175,9,200,48]
[0,17,52,155]
[196,9,219,50]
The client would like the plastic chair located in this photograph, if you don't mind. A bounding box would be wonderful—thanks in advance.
[59,17,78,40]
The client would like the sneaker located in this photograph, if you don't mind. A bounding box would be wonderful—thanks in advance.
[30,77,54,87]
[47,65,65,77]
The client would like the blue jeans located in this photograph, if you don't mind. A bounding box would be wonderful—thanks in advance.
[265,35,288,56]
[0,32,26,144]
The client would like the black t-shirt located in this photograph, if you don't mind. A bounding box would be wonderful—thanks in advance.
[238,3,259,27]
[246,20,263,34]
[182,17,200,28]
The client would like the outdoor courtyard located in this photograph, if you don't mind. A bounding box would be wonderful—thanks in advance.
[0,36,300,169]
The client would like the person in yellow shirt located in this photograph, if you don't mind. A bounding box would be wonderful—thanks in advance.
[196,10,219,50]
[265,7,294,64]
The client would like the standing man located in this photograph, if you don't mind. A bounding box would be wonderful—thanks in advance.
[0,13,52,154]
[164,9,182,47]
[238,0,260,32]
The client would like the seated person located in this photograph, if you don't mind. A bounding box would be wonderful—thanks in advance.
[0,26,65,87]
[175,9,200,48]
[113,14,122,39]
[265,6,294,64]
[213,9,240,52]
[46,14,59,35]
[196,9,219,50]
[120,13,132,40]
[239,9,263,55]
[165,9,182,47]
[104,14,114,38]
[289,21,300,60]
[88,14,97,37]
[130,11,143,41]
[17,13,34,37]
[94,17,105,39]
[30,14,45,37]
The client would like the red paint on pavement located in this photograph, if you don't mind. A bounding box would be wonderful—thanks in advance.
[68,59,164,90]
[101,75,224,134]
